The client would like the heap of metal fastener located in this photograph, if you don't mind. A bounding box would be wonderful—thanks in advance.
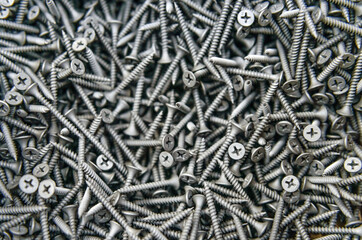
[0,0,361,239]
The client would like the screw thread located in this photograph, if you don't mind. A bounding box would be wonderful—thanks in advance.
[307,226,355,235]
[158,0,168,56]
[199,134,233,182]
[68,77,112,91]
[205,88,227,120]
[204,186,223,240]
[226,67,280,81]
[256,79,279,117]
[295,30,310,83]
[61,31,75,61]
[317,55,344,82]
[180,213,194,240]
[344,52,362,105]
[208,0,231,58]
[0,122,17,160]
[269,199,284,240]
[0,19,39,33]
[117,177,176,194]
[219,0,243,51]
[181,0,218,20]
[269,18,291,48]
[264,167,283,182]
[289,11,305,71]
[244,117,270,161]
[0,53,23,73]
[85,48,103,76]
[135,195,184,206]
[323,17,362,35]
[253,182,281,201]
[204,182,245,199]
[280,198,311,228]
[311,144,339,158]
[132,113,148,134]
[118,198,154,216]
[195,26,215,64]
[119,0,151,38]
[0,213,32,232]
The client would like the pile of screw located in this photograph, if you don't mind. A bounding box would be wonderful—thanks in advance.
[0,0,362,239]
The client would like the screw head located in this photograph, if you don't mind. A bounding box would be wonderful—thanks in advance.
[5,91,23,106]
[295,153,313,166]
[232,76,244,91]
[162,134,175,151]
[287,139,302,154]
[94,209,112,224]
[22,147,39,161]
[258,9,272,26]
[182,71,197,88]
[281,160,293,175]
[228,142,245,160]
[9,225,28,236]
[282,190,300,203]
[0,100,10,116]
[282,80,300,94]
[27,6,40,21]
[159,151,174,168]
[242,173,254,188]
[14,72,32,91]
[344,157,361,173]
[101,108,114,123]
[269,3,284,14]
[179,167,197,184]
[317,49,332,65]
[32,163,50,178]
[19,174,39,194]
[84,28,96,43]
[276,121,293,135]
[172,148,191,162]
[308,160,324,175]
[251,146,265,162]
[328,76,346,92]
[38,179,56,199]
[72,38,87,52]
[237,9,255,27]
[303,124,321,142]
[281,175,300,192]
[261,124,275,139]
[340,53,355,69]
[70,59,85,75]
[96,154,114,171]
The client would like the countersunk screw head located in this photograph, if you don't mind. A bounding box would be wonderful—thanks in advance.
[242,173,254,188]
[340,53,355,68]
[94,209,111,224]
[303,124,321,142]
[182,71,197,88]
[84,28,96,43]
[100,108,114,124]
[328,76,346,92]
[258,9,272,26]
[232,75,244,91]
[228,142,245,160]
[9,225,28,236]
[295,153,313,166]
[70,59,85,75]
[5,91,23,106]
[237,9,255,27]
[269,3,284,14]
[308,160,324,175]
[282,80,300,94]
[276,121,293,135]
[251,146,265,162]
[33,163,50,178]
[172,148,191,162]
[22,147,39,161]
[282,190,300,203]
[14,72,32,91]
[312,93,329,105]
[281,175,300,192]
[343,135,353,150]
[96,154,114,171]
[344,157,361,173]
[316,49,332,65]
[19,174,39,194]
[281,160,293,175]
[287,139,302,154]
[162,134,175,151]
[72,38,88,52]
[0,100,10,116]
[159,151,174,168]
[38,179,56,199]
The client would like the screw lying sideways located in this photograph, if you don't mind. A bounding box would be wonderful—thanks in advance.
[0,0,361,239]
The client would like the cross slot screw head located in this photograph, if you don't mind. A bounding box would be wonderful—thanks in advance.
[159,151,174,168]
[32,163,50,178]
[0,100,10,116]
[328,76,346,92]
[5,91,23,106]
[237,9,255,27]
[344,157,361,173]
[228,142,245,160]
[303,124,321,142]
[281,175,300,192]
[19,174,39,194]
[96,154,114,171]
[14,72,32,91]
[38,179,56,199]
